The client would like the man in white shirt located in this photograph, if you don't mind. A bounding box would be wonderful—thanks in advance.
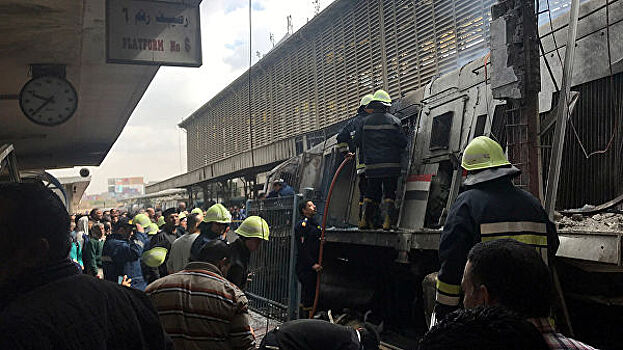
[167,213,201,273]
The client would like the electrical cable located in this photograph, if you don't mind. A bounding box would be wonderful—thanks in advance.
[541,0,618,159]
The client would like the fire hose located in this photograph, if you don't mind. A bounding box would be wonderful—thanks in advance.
[309,155,353,318]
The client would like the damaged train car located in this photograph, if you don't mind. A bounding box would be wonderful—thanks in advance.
[260,0,623,347]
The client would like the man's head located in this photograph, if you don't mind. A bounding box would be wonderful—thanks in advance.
[235,216,270,252]
[0,183,71,284]
[272,180,282,193]
[91,223,104,240]
[299,200,317,219]
[462,239,552,318]
[196,239,231,274]
[90,207,103,221]
[115,217,135,239]
[178,202,187,212]
[162,208,179,230]
[187,213,201,234]
[418,306,548,350]
[146,208,156,220]
[103,221,112,236]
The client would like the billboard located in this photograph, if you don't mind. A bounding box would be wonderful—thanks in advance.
[107,177,145,196]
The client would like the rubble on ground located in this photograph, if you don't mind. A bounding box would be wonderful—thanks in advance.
[556,211,623,232]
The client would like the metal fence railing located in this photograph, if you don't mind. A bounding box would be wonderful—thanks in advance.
[245,195,301,321]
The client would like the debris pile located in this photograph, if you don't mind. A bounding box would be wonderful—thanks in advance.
[556,211,623,232]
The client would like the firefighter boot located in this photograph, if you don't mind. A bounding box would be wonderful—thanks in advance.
[358,201,363,221]
[383,198,398,230]
[359,198,377,229]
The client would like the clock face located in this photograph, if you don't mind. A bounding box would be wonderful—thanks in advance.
[19,76,78,126]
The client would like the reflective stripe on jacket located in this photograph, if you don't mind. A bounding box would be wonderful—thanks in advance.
[145,262,255,350]
[435,176,559,317]
[353,111,407,178]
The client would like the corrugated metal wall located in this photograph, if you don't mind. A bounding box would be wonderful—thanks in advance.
[184,0,495,171]
[541,73,623,209]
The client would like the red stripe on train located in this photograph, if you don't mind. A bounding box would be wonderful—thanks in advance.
[407,174,433,182]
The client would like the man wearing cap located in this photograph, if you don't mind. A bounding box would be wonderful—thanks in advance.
[141,208,180,284]
[353,89,408,230]
[227,216,270,290]
[433,136,559,322]
[190,203,232,259]
[336,93,374,220]
[266,179,295,198]
[102,216,150,290]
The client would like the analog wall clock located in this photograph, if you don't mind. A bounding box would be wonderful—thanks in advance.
[19,76,78,126]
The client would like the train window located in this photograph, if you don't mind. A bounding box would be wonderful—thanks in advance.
[474,115,487,137]
[430,112,453,150]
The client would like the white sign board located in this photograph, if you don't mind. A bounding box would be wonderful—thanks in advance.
[106,0,202,66]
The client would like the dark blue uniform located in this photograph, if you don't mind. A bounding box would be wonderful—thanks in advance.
[295,217,322,309]
[190,222,224,260]
[102,231,149,291]
[435,176,560,319]
[266,184,296,198]
[141,228,179,284]
[353,110,407,202]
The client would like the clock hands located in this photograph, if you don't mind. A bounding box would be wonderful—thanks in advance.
[32,95,55,116]
[30,92,50,101]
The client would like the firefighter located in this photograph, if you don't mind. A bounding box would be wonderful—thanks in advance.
[353,89,408,230]
[190,203,232,259]
[336,93,374,220]
[433,136,560,323]
[294,200,322,316]
[227,215,270,289]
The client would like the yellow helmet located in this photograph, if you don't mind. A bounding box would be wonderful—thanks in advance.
[145,222,160,235]
[191,208,204,216]
[179,212,187,220]
[461,136,511,171]
[203,203,232,224]
[132,214,151,228]
[371,89,392,106]
[141,247,168,267]
[157,216,166,227]
[359,94,374,107]
[235,216,270,241]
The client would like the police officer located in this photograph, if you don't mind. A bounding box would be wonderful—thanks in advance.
[336,94,374,220]
[227,215,270,289]
[354,90,408,230]
[190,203,232,259]
[294,200,322,316]
[433,136,560,322]
[102,217,149,290]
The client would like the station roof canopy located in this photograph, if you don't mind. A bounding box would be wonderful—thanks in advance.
[0,1,158,170]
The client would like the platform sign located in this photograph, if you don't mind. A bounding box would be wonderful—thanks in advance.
[106,0,202,67]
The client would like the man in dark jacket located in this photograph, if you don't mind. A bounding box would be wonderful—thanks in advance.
[294,200,322,315]
[0,182,171,350]
[336,94,374,219]
[227,216,270,289]
[433,136,559,323]
[102,216,149,290]
[354,89,408,230]
[141,207,180,284]
[259,319,380,350]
